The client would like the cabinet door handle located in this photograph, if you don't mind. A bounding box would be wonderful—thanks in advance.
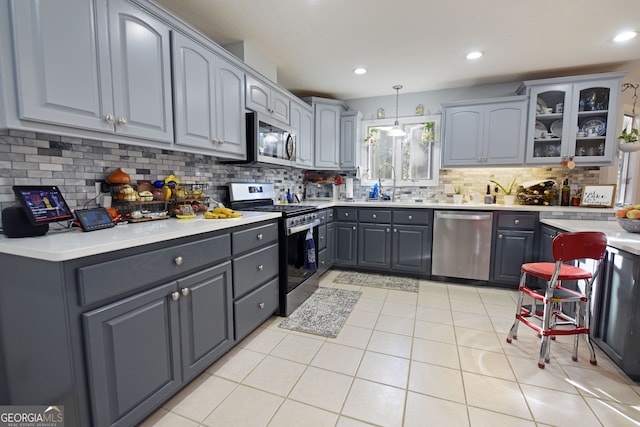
[105,114,115,124]
[352,226,356,230]
[171,292,180,301]
[408,215,413,220]
[174,256,184,266]
[118,117,127,126]
[258,264,264,271]
[345,212,349,217]
[394,228,398,232]
[320,260,325,265]
[514,219,520,225]
[320,236,324,240]
[372,214,377,218]
[258,302,265,309]
[257,233,263,240]
[386,228,390,233]
[181,288,190,297]
[498,234,503,239]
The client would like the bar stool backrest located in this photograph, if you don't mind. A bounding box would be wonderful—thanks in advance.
[552,231,608,263]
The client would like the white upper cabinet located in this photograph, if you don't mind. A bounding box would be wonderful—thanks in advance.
[340,111,362,170]
[104,0,174,143]
[172,32,245,159]
[291,100,314,168]
[10,0,112,132]
[246,75,290,125]
[442,96,528,167]
[308,98,346,170]
[10,0,174,143]
[520,72,626,166]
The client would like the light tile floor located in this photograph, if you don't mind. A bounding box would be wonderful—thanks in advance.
[142,270,640,427]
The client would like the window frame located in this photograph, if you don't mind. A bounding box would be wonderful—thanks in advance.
[358,115,441,187]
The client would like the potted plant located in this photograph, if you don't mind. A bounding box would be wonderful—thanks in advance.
[364,128,379,145]
[453,185,464,204]
[618,82,640,152]
[490,177,518,205]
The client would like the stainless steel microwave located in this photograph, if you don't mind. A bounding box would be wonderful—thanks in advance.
[223,112,295,167]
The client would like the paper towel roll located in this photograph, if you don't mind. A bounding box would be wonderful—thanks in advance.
[345,178,354,199]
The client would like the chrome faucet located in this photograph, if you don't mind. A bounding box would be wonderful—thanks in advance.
[378,163,396,201]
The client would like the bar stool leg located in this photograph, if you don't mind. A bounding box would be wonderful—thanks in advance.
[507,272,527,343]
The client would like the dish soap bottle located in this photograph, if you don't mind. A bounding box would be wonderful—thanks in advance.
[286,189,293,204]
[484,184,493,204]
[561,179,570,206]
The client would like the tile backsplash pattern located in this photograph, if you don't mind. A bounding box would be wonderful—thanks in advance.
[0,129,304,225]
[0,128,610,227]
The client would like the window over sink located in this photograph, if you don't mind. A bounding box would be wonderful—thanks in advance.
[358,115,441,187]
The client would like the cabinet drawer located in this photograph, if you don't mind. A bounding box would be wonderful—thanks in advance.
[234,278,279,340]
[78,234,230,307]
[232,222,278,255]
[359,209,391,223]
[335,207,357,221]
[497,213,537,229]
[318,248,328,270]
[393,209,431,225]
[232,243,279,298]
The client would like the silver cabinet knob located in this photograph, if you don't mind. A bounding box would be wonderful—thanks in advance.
[174,256,183,266]
[372,214,377,218]
[394,228,398,232]
[258,302,265,309]
[171,292,180,301]
[345,212,349,217]
[514,219,520,225]
[320,236,324,240]
[257,233,263,240]
[258,264,264,271]
[498,234,503,239]
[408,215,413,220]
[320,260,325,265]
[105,114,115,124]
[352,226,356,230]
[386,228,390,232]
[181,288,190,296]
[118,117,127,126]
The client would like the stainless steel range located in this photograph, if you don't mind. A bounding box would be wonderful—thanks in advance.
[227,183,319,316]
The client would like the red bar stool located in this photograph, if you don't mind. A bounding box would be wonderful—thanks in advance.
[506,231,607,368]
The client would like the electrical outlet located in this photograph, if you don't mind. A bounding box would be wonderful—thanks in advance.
[444,184,454,194]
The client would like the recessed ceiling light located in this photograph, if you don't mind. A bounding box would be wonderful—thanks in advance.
[353,67,367,75]
[466,51,483,60]
[614,31,638,42]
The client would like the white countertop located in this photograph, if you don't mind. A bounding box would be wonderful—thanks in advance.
[539,219,640,255]
[0,211,281,262]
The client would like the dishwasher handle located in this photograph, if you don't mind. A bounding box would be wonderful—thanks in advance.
[436,212,492,221]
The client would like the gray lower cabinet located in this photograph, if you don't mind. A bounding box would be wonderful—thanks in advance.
[0,220,279,427]
[335,208,432,276]
[334,222,358,266]
[83,262,232,427]
[231,223,280,341]
[358,223,391,268]
[326,221,336,269]
[392,225,432,274]
[490,212,537,285]
[592,247,640,380]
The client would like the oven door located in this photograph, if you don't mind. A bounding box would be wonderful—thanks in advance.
[286,220,319,294]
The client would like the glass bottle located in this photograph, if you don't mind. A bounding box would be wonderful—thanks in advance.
[561,179,570,206]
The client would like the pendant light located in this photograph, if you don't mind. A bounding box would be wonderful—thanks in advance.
[388,84,406,137]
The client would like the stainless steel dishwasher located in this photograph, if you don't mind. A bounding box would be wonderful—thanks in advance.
[432,211,493,281]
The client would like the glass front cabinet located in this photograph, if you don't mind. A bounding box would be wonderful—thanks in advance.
[519,72,626,166]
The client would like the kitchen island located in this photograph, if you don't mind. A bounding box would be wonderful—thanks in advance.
[0,212,281,427]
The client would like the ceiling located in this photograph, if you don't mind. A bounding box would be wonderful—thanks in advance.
[155,0,640,102]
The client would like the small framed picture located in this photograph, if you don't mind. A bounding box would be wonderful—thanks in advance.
[580,184,616,207]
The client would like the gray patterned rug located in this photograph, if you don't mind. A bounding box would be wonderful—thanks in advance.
[332,270,419,293]
[278,288,362,338]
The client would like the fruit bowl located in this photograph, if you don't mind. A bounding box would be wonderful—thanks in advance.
[617,218,640,233]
